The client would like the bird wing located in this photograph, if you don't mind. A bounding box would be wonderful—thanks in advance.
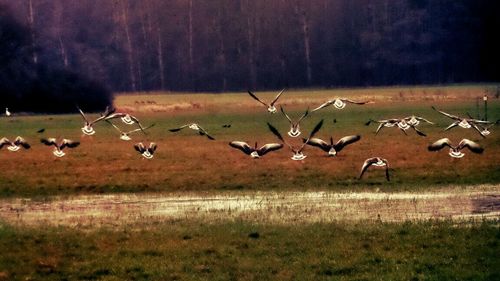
[458,139,483,154]
[410,125,427,137]
[297,108,309,123]
[0,138,11,149]
[134,143,146,153]
[90,106,115,125]
[359,158,378,179]
[375,123,385,134]
[270,89,285,106]
[383,159,390,181]
[470,123,487,138]
[334,135,361,152]
[258,143,283,155]
[247,91,269,107]
[229,141,253,155]
[298,119,324,152]
[443,121,459,131]
[169,124,189,132]
[311,100,334,112]
[76,106,89,123]
[267,122,293,150]
[428,138,452,151]
[106,119,124,133]
[304,137,330,152]
[61,139,80,149]
[280,106,292,123]
[126,123,155,134]
[40,138,57,147]
[148,142,157,154]
[196,125,215,140]
[341,98,368,105]
[14,136,30,149]
[415,116,434,124]
[431,106,460,120]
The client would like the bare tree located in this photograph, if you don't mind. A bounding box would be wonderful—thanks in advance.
[119,0,137,91]
[295,1,312,85]
[245,0,256,89]
[27,0,37,64]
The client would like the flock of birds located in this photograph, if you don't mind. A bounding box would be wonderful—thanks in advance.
[1,90,498,181]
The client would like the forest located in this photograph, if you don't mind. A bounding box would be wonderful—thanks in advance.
[1,0,499,105]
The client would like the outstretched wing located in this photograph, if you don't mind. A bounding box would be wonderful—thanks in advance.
[335,135,361,152]
[126,123,155,134]
[410,125,427,137]
[458,139,483,154]
[134,142,146,153]
[428,138,452,151]
[197,125,215,140]
[61,139,80,149]
[304,137,330,152]
[340,98,369,105]
[169,124,189,132]
[229,141,253,155]
[358,158,378,179]
[280,106,292,123]
[311,100,334,112]
[148,142,157,154]
[14,136,30,149]
[297,108,309,123]
[247,91,268,107]
[0,137,11,149]
[40,138,57,147]
[258,143,283,156]
[106,119,124,133]
[431,106,460,120]
[270,89,285,106]
[415,116,434,124]
[76,106,89,123]
[298,119,324,152]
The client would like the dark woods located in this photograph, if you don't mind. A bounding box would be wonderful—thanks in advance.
[1,0,499,112]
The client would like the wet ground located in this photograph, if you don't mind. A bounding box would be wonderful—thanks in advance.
[1,185,499,227]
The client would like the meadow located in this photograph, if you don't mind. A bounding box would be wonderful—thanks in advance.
[0,85,499,280]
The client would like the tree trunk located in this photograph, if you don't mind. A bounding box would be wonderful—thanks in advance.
[217,4,227,91]
[295,2,312,85]
[120,0,137,91]
[27,0,37,64]
[188,0,194,89]
[246,0,257,89]
[157,26,165,90]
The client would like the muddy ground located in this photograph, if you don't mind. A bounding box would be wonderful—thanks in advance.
[0,185,499,227]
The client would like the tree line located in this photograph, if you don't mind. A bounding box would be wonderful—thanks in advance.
[1,0,499,96]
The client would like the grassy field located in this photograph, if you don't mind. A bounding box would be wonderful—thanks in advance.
[0,220,498,280]
[0,85,498,198]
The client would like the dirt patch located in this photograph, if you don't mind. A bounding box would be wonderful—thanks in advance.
[1,186,498,227]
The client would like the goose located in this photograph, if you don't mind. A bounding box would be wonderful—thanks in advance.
[402,115,434,126]
[365,118,426,136]
[312,98,369,112]
[134,142,157,159]
[169,123,215,140]
[104,112,145,131]
[280,106,309,137]
[427,138,483,158]
[359,157,390,181]
[229,141,283,158]
[5,108,11,117]
[268,119,323,160]
[41,138,80,157]
[431,106,494,137]
[78,106,114,135]
[107,120,155,141]
[247,89,285,113]
[0,137,30,152]
[304,135,360,157]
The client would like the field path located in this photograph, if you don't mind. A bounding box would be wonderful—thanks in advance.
[1,185,499,227]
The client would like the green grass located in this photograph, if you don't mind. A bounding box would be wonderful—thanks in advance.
[0,86,499,198]
[0,220,498,280]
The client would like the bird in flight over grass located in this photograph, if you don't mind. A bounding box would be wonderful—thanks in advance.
[268,119,324,161]
[247,89,285,113]
[402,115,434,126]
[229,141,283,159]
[431,106,495,138]
[41,138,80,157]
[134,142,157,159]
[365,118,426,136]
[359,157,390,181]
[78,106,115,136]
[428,138,483,158]
[0,137,30,152]
[303,134,360,157]
[312,98,369,112]
[169,123,215,140]
[104,112,146,132]
[107,120,155,141]
[280,106,309,137]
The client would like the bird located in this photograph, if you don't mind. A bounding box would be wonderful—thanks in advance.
[247,89,285,113]
[365,118,426,136]
[5,108,11,117]
[134,142,157,159]
[0,137,30,152]
[402,115,434,126]
[78,106,115,135]
[104,112,146,132]
[169,123,215,140]
[431,106,494,137]
[36,128,45,133]
[427,138,483,158]
[312,98,369,112]
[222,124,232,128]
[268,119,324,160]
[303,135,361,157]
[359,157,390,181]
[107,120,155,141]
[41,138,80,157]
[229,141,283,158]
[280,106,309,137]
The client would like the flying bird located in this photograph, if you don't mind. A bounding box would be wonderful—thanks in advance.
[222,124,232,128]
[134,142,157,159]
[402,115,434,126]
[365,118,426,136]
[427,138,483,158]
[312,98,369,112]
[169,123,215,140]
[78,106,115,135]
[41,138,80,157]
[0,137,30,152]
[107,120,155,141]
[358,157,390,181]
[303,135,360,157]
[280,106,309,137]
[431,106,494,137]
[36,128,45,133]
[268,119,324,160]
[104,112,146,132]
[247,89,285,113]
[229,141,283,158]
